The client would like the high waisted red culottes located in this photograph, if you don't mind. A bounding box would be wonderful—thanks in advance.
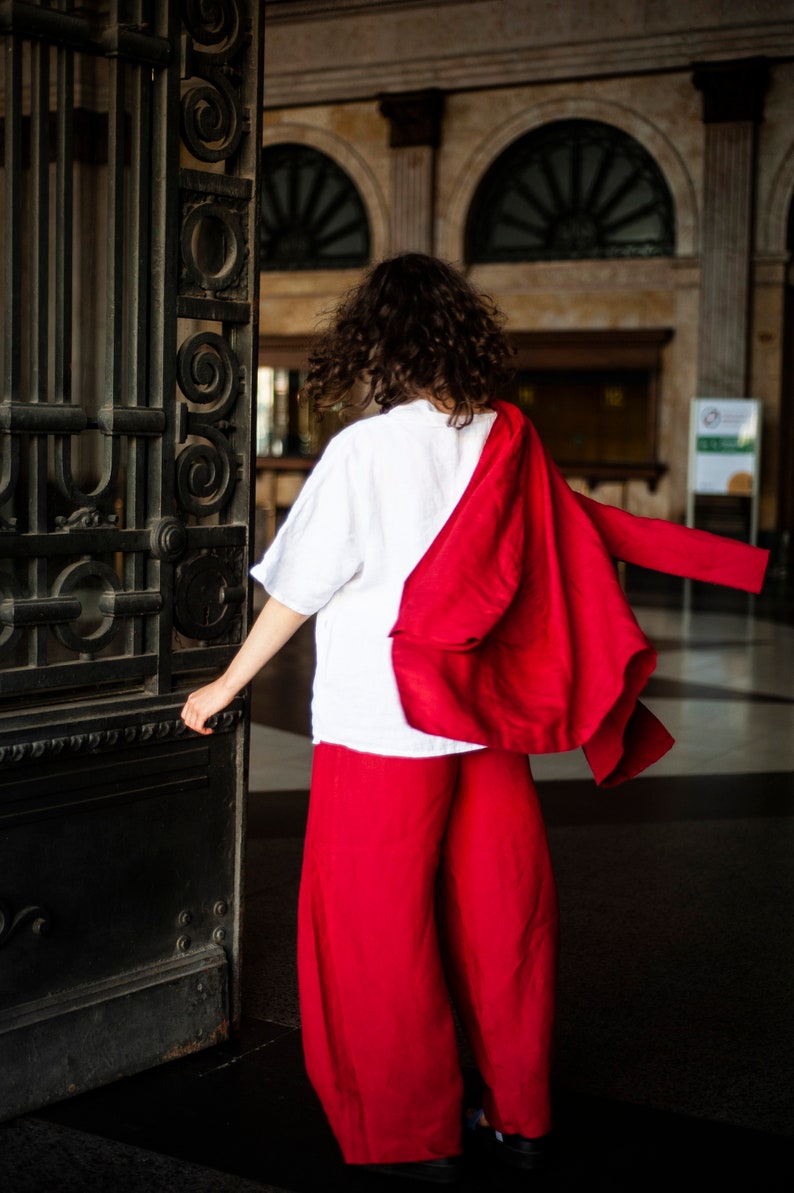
[297,743,558,1165]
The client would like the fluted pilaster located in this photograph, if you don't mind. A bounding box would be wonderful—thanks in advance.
[389,145,434,253]
[697,121,755,395]
[379,89,443,255]
[693,59,768,397]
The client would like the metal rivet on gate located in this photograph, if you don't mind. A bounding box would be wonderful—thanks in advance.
[178,910,192,926]
[213,927,226,944]
[177,935,191,952]
[213,900,228,917]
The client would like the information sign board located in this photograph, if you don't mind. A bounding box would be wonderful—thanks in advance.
[690,398,760,496]
[687,398,762,544]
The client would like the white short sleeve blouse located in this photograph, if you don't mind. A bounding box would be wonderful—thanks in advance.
[250,399,496,757]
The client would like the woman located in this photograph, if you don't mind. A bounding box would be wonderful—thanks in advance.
[181,253,767,1184]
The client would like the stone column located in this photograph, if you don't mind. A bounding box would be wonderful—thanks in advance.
[378,89,443,254]
[692,59,768,396]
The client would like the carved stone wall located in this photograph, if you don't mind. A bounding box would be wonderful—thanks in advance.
[263,0,794,106]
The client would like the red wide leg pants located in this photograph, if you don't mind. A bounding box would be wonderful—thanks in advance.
[297,743,558,1165]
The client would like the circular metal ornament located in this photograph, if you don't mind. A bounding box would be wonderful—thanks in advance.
[149,517,189,562]
[51,560,121,654]
[181,202,245,291]
[174,553,240,641]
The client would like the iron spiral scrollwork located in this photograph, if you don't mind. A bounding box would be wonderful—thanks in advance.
[182,0,246,61]
[0,6,260,739]
[181,0,247,163]
[175,425,236,518]
[176,332,241,518]
[177,332,240,419]
[181,69,243,164]
[173,0,254,648]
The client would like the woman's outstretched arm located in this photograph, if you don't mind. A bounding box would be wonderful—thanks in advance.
[180,596,309,735]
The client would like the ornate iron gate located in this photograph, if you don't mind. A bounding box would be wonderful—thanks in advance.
[0,0,262,1119]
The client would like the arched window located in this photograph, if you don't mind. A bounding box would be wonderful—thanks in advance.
[466,120,675,263]
[260,143,370,271]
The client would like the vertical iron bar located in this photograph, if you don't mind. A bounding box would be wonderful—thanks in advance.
[3,32,23,660]
[103,0,124,510]
[125,0,151,658]
[29,36,51,667]
[228,0,264,1032]
[29,40,50,424]
[3,34,22,405]
[53,1,75,557]
[147,0,180,694]
[106,1,125,407]
[55,16,74,410]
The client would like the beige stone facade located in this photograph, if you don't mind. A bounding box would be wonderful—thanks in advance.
[260,0,794,537]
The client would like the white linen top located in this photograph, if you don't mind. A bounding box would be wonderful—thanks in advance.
[250,399,497,757]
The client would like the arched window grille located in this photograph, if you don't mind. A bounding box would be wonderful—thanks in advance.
[260,143,370,271]
[466,120,675,263]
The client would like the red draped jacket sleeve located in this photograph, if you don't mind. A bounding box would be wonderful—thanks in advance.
[390,401,769,786]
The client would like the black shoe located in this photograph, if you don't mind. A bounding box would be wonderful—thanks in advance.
[466,1109,552,1171]
[357,1156,463,1184]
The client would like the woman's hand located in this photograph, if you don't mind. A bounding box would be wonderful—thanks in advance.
[179,596,310,736]
[180,675,238,736]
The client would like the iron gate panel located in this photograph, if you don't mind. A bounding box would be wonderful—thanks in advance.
[0,0,263,1119]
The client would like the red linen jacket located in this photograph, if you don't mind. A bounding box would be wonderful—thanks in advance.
[390,401,769,786]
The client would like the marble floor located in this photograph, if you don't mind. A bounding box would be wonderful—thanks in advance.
[5,579,794,1192]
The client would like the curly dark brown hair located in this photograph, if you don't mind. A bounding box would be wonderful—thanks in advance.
[301,253,514,425]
